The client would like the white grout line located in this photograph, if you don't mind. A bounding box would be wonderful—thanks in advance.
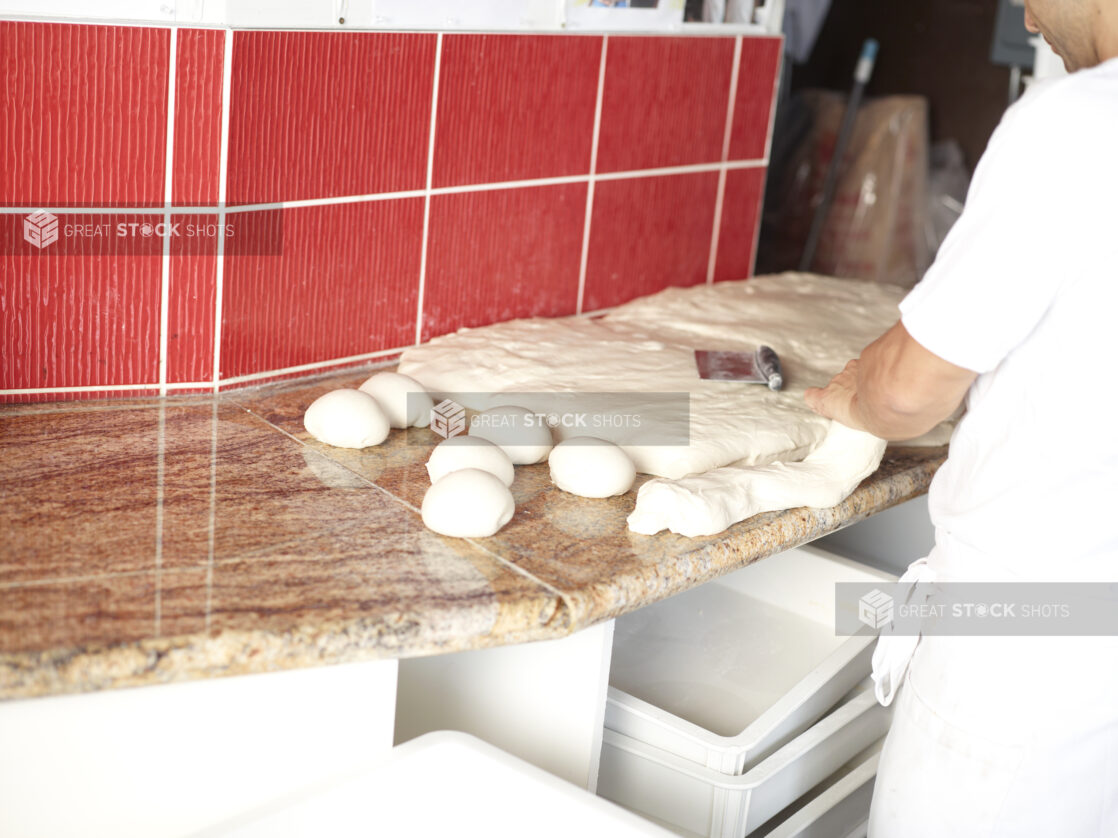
[159,27,178,395]
[0,385,164,395]
[593,159,764,181]
[414,32,443,346]
[0,348,405,398]
[216,346,406,386]
[1,16,769,35]
[0,205,204,214]
[576,35,607,316]
[707,169,728,285]
[212,28,234,392]
[429,174,589,196]
[762,38,785,173]
[226,188,426,213]
[720,36,744,163]
[706,34,742,286]
[577,304,619,319]
[751,40,785,278]
[0,163,769,216]
[163,381,219,391]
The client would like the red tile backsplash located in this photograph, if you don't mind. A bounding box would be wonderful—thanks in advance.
[1,215,162,390]
[219,199,424,379]
[0,21,169,208]
[422,183,586,340]
[728,36,782,162]
[173,29,225,207]
[226,31,436,205]
[595,36,735,174]
[0,390,161,405]
[433,34,602,188]
[714,166,767,282]
[583,172,720,312]
[167,214,219,384]
[3,22,781,403]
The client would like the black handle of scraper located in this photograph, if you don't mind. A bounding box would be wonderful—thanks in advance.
[756,346,783,391]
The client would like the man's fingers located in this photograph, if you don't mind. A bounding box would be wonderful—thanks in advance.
[804,387,826,415]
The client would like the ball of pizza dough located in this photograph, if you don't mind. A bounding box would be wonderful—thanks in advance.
[548,437,636,498]
[426,436,515,487]
[358,371,434,429]
[421,468,515,537]
[303,389,390,449]
[468,405,553,465]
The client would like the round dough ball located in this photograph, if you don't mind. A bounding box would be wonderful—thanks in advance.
[421,469,515,538]
[358,371,434,429]
[468,405,553,465]
[426,436,515,487]
[548,437,636,498]
[303,389,390,449]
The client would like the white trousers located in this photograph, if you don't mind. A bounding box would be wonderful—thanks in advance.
[868,635,1118,837]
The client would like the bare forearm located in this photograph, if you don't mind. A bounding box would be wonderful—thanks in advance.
[806,321,976,441]
[850,381,947,441]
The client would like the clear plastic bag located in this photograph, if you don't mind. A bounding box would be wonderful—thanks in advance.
[761,91,931,289]
[925,139,970,258]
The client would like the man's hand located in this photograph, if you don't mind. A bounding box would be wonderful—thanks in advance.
[804,359,867,432]
[804,320,977,441]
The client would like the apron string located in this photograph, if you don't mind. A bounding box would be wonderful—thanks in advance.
[872,557,937,706]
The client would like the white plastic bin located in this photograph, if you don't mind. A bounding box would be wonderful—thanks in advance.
[761,750,880,838]
[606,544,895,775]
[598,690,891,838]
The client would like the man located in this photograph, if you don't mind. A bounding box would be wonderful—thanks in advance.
[804,2,1118,834]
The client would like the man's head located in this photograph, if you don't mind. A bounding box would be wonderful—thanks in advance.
[1023,0,1118,71]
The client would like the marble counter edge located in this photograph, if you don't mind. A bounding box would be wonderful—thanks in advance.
[0,595,572,701]
[556,446,946,629]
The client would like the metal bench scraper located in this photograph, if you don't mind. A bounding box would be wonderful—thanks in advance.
[694,347,784,391]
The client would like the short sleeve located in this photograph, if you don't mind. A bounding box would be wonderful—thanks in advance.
[899,82,1095,374]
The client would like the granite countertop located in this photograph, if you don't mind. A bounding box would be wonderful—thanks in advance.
[0,366,947,700]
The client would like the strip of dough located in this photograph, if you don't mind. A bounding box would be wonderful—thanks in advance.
[627,421,887,537]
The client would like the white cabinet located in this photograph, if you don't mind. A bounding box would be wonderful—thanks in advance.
[0,660,397,838]
[394,621,615,791]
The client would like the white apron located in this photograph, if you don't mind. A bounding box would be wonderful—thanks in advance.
[868,559,1118,837]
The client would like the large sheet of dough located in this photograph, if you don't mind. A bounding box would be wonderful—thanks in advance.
[398,273,950,480]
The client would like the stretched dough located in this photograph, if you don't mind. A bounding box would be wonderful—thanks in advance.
[398,274,952,480]
[421,469,515,538]
[426,436,515,487]
[627,422,887,537]
[549,437,636,498]
[359,371,434,428]
[303,389,390,449]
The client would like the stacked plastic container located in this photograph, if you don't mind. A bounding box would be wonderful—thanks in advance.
[598,544,897,838]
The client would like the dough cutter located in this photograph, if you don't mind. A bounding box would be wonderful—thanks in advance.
[694,347,784,391]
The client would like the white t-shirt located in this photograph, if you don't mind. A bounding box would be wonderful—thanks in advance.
[899,57,1118,582]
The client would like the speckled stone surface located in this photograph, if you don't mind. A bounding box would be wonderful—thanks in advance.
[1,365,946,700]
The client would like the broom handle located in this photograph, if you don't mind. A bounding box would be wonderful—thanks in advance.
[799,39,879,272]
